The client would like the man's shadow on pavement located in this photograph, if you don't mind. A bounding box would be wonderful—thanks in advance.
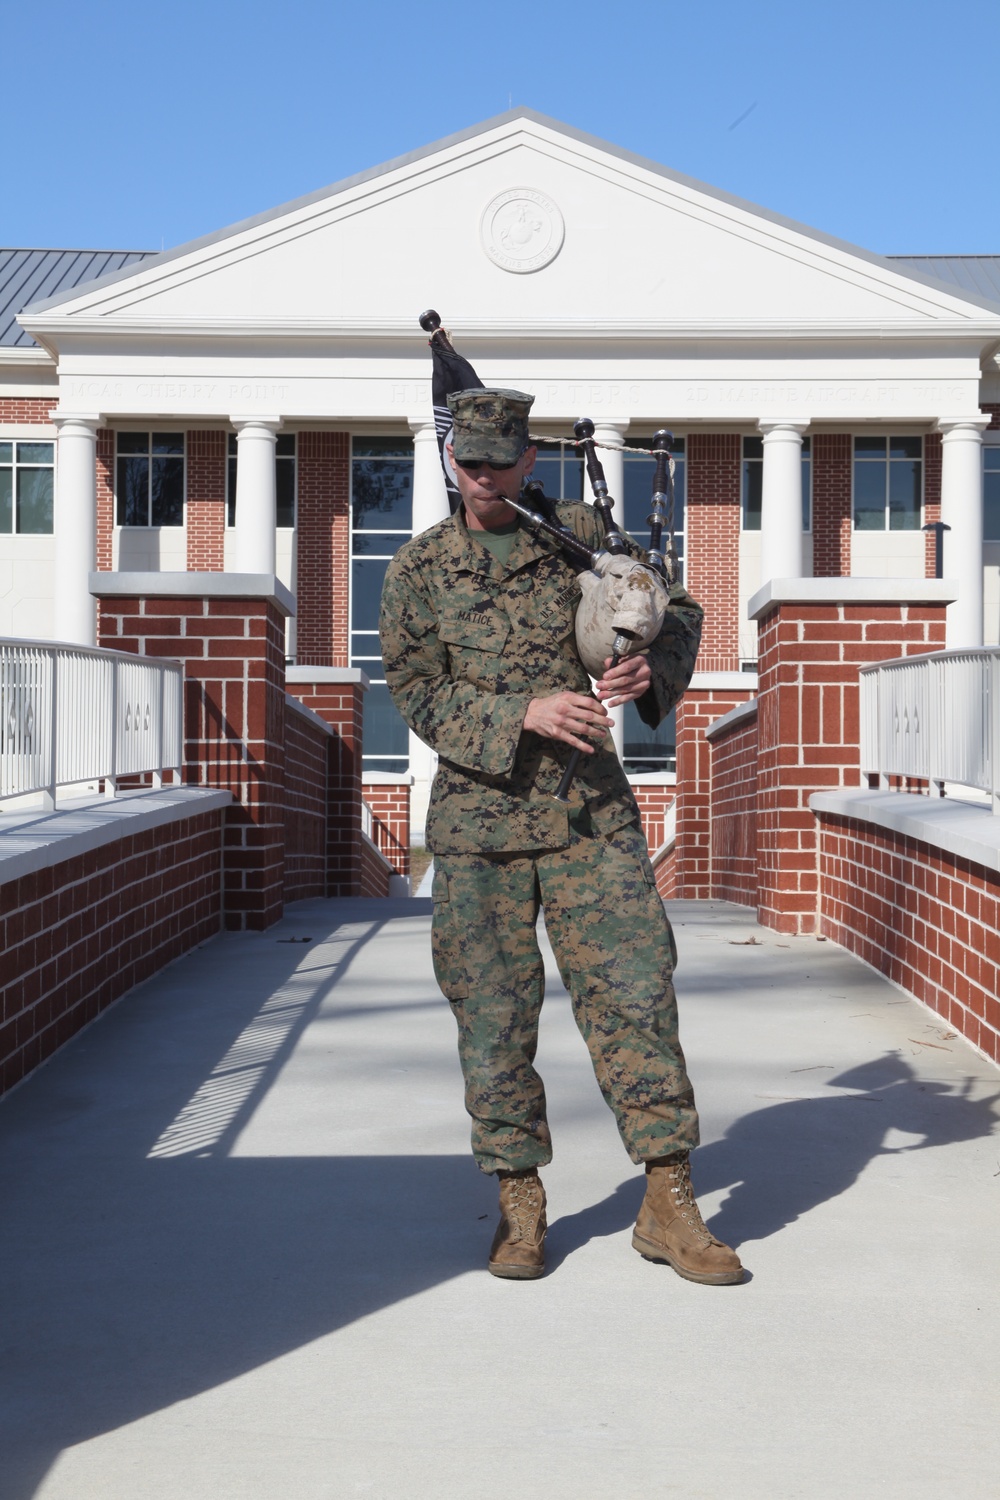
[547,1052,1000,1265]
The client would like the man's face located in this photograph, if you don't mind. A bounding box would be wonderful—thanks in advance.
[447,444,537,532]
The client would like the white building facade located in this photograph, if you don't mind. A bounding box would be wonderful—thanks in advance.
[3,111,1000,835]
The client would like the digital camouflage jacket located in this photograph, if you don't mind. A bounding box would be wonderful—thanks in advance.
[379,502,703,855]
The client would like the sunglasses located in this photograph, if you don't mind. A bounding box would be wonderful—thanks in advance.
[455,457,521,473]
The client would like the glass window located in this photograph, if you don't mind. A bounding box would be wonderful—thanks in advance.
[116,432,184,527]
[621,436,686,776]
[853,435,922,531]
[351,436,414,774]
[742,435,811,530]
[985,448,1000,542]
[624,708,676,776]
[529,440,584,503]
[227,432,296,528]
[0,441,54,535]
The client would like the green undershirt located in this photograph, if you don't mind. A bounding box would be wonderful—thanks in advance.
[468,516,521,567]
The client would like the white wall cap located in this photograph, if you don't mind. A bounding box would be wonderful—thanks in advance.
[90,571,297,617]
[688,672,759,690]
[0,787,232,884]
[749,576,958,620]
[627,772,677,786]
[286,666,370,689]
[284,693,334,736]
[705,697,759,741]
[361,771,415,785]
[810,787,1000,875]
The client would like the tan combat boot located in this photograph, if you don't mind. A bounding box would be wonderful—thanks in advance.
[632,1152,743,1285]
[488,1169,547,1280]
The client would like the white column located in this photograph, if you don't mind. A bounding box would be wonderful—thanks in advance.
[231,417,281,574]
[591,422,630,759]
[938,415,990,649]
[408,416,450,535]
[53,413,102,646]
[758,420,809,584]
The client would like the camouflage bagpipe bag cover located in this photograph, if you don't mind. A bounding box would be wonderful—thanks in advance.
[574,554,672,678]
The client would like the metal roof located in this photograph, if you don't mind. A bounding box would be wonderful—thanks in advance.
[0,248,156,347]
[887,256,1000,303]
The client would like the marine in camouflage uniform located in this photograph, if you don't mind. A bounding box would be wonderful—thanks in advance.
[379,387,743,1285]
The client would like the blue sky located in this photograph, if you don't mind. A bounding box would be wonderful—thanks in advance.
[4,0,996,256]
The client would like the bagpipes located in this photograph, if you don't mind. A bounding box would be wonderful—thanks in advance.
[419,311,680,802]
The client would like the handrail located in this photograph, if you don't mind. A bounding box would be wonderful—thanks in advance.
[0,639,183,808]
[859,647,1000,814]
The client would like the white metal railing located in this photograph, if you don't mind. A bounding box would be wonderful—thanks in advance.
[860,648,1000,814]
[1,638,183,809]
[361,799,373,840]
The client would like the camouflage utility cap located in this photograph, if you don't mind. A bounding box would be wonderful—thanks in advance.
[448,387,535,465]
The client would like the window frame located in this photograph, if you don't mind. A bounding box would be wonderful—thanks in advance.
[983,437,1000,544]
[852,433,924,533]
[0,436,55,536]
[114,430,186,529]
[349,435,415,775]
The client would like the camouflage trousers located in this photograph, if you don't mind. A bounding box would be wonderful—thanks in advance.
[431,822,699,1174]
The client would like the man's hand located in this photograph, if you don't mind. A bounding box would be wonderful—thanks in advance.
[522,691,613,755]
[595,652,652,708]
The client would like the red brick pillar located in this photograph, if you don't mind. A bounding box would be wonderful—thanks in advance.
[685,434,740,672]
[296,432,350,666]
[753,580,951,934]
[673,676,758,898]
[95,574,294,931]
[811,434,852,578]
[186,430,226,571]
[286,667,368,896]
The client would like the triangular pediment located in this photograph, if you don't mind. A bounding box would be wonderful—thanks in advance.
[20,112,1000,341]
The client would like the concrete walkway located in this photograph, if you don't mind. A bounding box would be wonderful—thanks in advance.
[2,898,999,1500]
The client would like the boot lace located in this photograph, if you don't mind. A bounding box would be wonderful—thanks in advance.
[504,1175,544,1242]
[664,1160,716,1246]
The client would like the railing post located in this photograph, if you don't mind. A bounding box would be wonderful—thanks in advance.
[106,656,118,798]
[152,666,164,791]
[41,650,57,813]
[989,651,995,816]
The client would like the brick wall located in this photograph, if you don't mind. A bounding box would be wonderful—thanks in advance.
[287,677,366,896]
[686,434,740,671]
[186,430,226,571]
[982,403,1000,429]
[362,782,411,878]
[360,833,396,898]
[0,805,224,1097]
[923,431,942,577]
[812,434,852,577]
[296,432,350,666]
[0,397,52,422]
[817,813,1000,1065]
[709,708,759,907]
[755,599,947,934]
[631,783,675,858]
[283,697,331,903]
[673,686,757,898]
[96,428,114,571]
[98,589,288,930]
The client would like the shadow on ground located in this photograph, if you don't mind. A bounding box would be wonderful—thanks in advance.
[0,903,490,1500]
[546,1052,1000,1266]
[3,894,999,1498]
